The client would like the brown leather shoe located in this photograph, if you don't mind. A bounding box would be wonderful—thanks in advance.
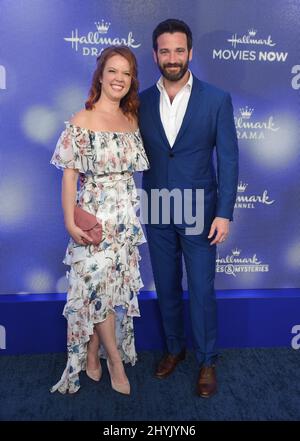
[197,365,217,398]
[155,350,186,379]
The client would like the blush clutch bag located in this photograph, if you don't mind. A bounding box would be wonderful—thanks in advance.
[74,206,102,246]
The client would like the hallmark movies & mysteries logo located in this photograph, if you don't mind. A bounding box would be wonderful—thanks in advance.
[216,248,269,277]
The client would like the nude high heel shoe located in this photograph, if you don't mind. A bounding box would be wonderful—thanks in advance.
[86,361,102,382]
[106,359,130,395]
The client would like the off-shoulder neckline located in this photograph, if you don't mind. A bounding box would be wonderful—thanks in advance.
[66,122,140,135]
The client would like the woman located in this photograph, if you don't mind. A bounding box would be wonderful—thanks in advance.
[50,46,149,395]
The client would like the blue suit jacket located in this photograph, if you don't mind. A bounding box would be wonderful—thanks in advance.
[139,76,239,229]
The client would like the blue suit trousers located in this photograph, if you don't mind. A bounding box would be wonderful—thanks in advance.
[145,223,218,366]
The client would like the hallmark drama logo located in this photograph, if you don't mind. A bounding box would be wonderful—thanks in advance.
[235,181,275,209]
[216,248,269,277]
[234,106,280,140]
[213,28,288,63]
[64,19,141,57]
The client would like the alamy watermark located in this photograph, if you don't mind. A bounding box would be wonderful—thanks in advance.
[0,325,6,350]
[137,188,204,235]
[0,65,6,90]
[291,324,300,350]
[79,184,205,235]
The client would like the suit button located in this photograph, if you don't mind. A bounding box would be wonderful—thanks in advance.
[169,153,174,158]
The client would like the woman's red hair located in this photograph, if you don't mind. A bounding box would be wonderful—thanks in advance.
[85,46,139,120]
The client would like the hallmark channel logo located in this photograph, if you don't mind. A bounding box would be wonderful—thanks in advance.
[64,19,141,57]
[234,106,280,140]
[0,65,6,90]
[235,181,275,209]
[0,325,6,349]
[216,248,269,277]
[213,28,288,63]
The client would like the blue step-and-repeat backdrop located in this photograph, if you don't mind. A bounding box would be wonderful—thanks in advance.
[1,0,300,295]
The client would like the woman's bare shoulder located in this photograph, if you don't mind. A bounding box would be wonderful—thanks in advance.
[69,109,90,126]
[130,116,139,131]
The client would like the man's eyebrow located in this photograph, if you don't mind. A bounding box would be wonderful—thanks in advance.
[158,47,186,51]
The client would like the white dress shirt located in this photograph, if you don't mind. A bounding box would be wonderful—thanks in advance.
[157,71,193,147]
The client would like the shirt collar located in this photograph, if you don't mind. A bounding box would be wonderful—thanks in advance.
[157,70,193,92]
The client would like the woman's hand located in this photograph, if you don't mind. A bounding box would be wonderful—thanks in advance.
[61,169,92,245]
[66,223,93,246]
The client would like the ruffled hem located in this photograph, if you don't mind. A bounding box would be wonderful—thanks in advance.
[51,243,143,394]
[50,307,138,394]
[63,244,143,320]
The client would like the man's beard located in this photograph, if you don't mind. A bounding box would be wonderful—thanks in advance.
[158,59,189,81]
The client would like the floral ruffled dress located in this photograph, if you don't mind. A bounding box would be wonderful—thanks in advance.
[50,123,149,394]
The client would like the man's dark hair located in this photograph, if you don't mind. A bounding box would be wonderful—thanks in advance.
[152,19,193,52]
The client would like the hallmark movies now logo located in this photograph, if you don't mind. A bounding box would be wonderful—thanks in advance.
[234,106,280,140]
[235,181,275,209]
[213,28,288,63]
[64,19,141,57]
[216,248,269,277]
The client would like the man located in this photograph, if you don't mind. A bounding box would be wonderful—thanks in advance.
[139,19,238,398]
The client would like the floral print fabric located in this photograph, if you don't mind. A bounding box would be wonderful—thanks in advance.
[50,123,149,393]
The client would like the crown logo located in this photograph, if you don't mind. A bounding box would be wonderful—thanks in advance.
[248,28,257,36]
[237,181,248,192]
[232,248,241,256]
[239,106,254,119]
[95,20,111,34]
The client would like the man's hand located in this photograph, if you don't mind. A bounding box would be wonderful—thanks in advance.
[208,217,230,245]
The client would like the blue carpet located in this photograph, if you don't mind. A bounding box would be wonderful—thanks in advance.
[0,348,300,421]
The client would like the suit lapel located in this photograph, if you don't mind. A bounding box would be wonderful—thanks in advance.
[150,86,172,150]
[172,77,204,148]
[149,77,204,150]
